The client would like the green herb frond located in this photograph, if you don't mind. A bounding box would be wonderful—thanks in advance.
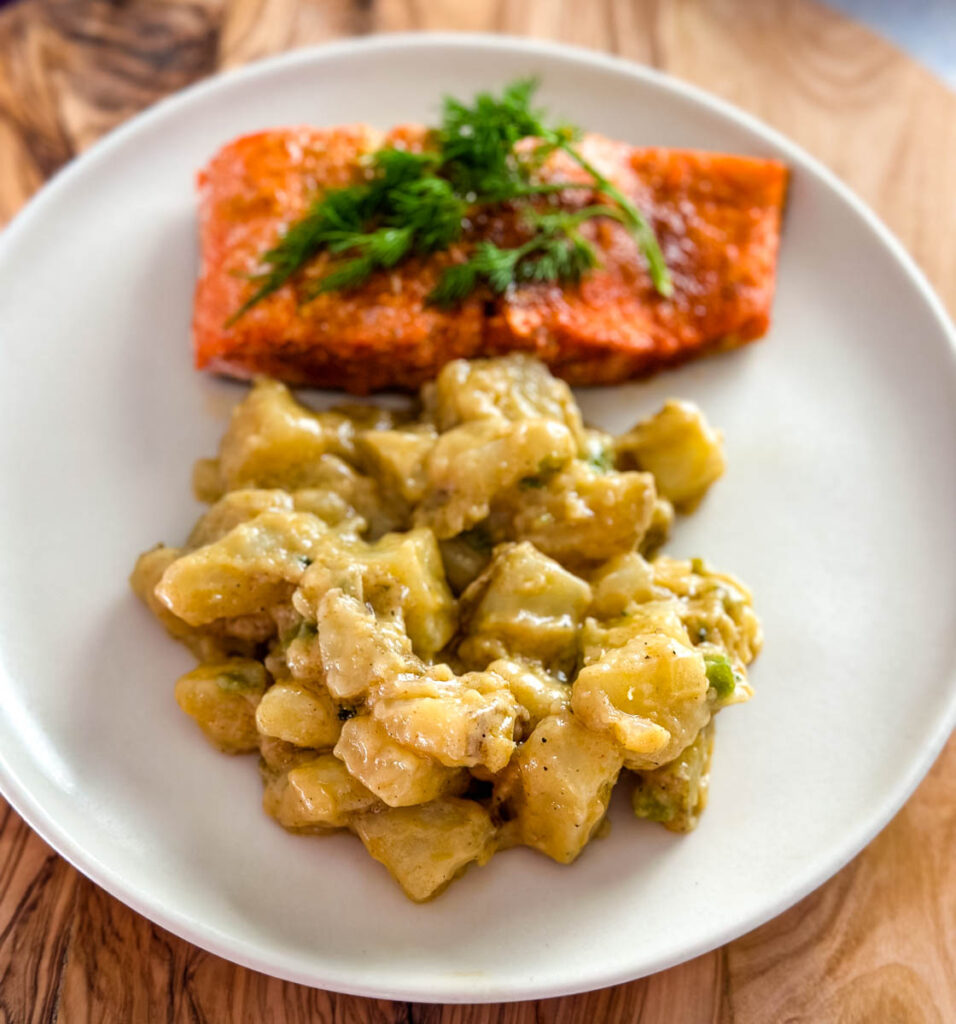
[430,225,599,307]
[306,225,414,298]
[228,77,672,324]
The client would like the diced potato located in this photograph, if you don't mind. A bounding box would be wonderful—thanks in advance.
[291,489,365,531]
[334,715,466,807]
[580,427,616,471]
[131,356,759,900]
[352,798,495,902]
[486,658,571,731]
[589,552,658,618]
[290,533,365,612]
[282,621,323,683]
[492,461,657,570]
[186,489,293,548]
[258,605,303,680]
[293,453,400,537]
[361,530,456,657]
[504,713,623,864]
[632,720,714,832]
[192,456,225,502]
[263,754,379,831]
[416,418,576,538]
[458,542,591,678]
[131,546,244,659]
[156,510,328,626]
[359,427,437,505]
[615,400,725,512]
[314,589,419,700]
[213,378,359,490]
[438,532,492,594]
[297,529,456,658]
[255,680,343,749]
[572,633,711,769]
[429,354,586,448]
[581,601,690,663]
[132,544,201,644]
[372,671,520,773]
[174,659,267,753]
[638,496,674,557]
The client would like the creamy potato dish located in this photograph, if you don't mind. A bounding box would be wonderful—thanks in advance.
[131,355,761,901]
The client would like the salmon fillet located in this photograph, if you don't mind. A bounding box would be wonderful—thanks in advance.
[193,126,787,393]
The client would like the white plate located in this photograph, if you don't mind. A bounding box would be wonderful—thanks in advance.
[0,34,954,1004]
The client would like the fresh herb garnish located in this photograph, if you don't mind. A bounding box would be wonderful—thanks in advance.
[704,653,736,699]
[229,78,671,324]
[216,671,258,693]
[632,788,675,823]
[517,455,568,490]
[586,446,615,473]
[228,150,464,324]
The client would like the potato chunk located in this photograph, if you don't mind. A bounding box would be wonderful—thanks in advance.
[493,461,657,569]
[372,670,520,773]
[130,356,761,900]
[589,552,658,619]
[290,488,365,531]
[255,680,342,749]
[416,418,575,538]
[290,453,399,536]
[581,601,689,656]
[315,589,419,701]
[131,545,227,659]
[156,510,328,626]
[352,798,495,902]
[429,354,586,447]
[132,563,266,658]
[334,715,466,807]
[438,532,492,594]
[458,542,591,678]
[639,496,674,557]
[572,632,711,769]
[174,659,267,753]
[486,658,571,732]
[359,427,437,505]
[263,754,379,830]
[281,621,323,683]
[632,720,714,832]
[187,489,293,548]
[297,529,456,658]
[216,378,359,490]
[504,713,623,864]
[615,400,725,512]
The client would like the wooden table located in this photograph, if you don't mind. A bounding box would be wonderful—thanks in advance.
[1,1,954,1020]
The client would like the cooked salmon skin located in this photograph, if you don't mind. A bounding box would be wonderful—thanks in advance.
[193,126,787,392]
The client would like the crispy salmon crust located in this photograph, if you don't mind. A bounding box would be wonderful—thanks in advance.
[193,126,787,393]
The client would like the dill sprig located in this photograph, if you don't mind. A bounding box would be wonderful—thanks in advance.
[227,150,462,323]
[428,205,625,307]
[228,78,672,325]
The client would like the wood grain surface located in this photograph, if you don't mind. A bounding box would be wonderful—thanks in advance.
[1,1,954,1021]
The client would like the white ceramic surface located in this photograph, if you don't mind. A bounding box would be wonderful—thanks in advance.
[0,35,954,1004]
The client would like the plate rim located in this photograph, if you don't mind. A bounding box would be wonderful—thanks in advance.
[0,31,954,1004]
